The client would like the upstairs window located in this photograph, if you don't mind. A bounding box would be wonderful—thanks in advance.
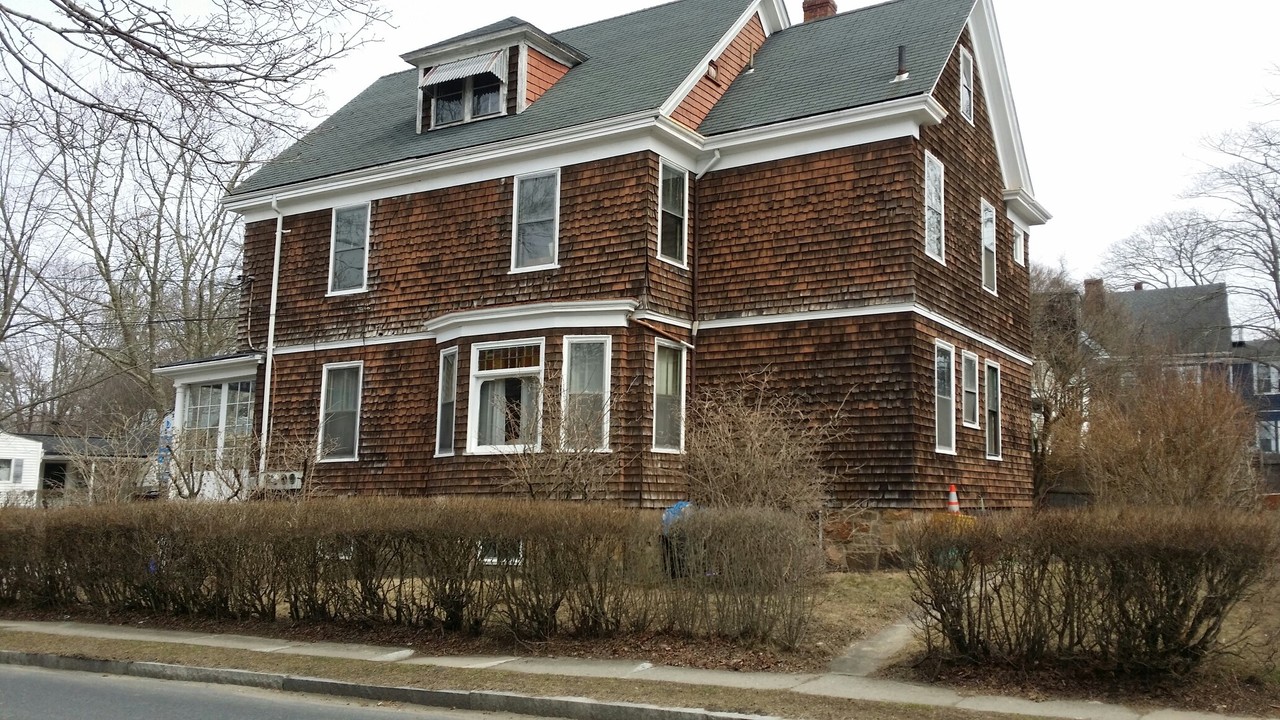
[959,48,975,124]
[512,170,559,272]
[981,199,997,294]
[1013,227,1026,266]
[421,51,507,130]
[1257,363,1279,395]
[329,204,369,294]
[925,152,945,263]
[659,162,688,265]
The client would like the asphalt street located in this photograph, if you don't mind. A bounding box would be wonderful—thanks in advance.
[0,665,537,720]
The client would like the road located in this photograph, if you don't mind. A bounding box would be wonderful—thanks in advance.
[0,665,540,720]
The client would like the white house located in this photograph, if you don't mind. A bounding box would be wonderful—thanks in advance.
[0,431,44,507]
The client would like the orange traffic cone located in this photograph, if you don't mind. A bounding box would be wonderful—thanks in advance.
[947,484,961,513]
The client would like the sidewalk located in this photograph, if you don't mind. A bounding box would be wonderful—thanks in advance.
[0,619,1267,720]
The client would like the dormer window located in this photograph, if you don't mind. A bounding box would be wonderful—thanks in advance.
[420,50,508,130]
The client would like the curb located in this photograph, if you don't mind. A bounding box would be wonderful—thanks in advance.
[0,651,782,720]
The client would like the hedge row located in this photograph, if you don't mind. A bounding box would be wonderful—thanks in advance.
[0,498,822,647]
[901,507,1280,674]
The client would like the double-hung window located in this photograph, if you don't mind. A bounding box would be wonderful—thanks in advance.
[925,152,945,263]
[935,341,956,453]
[981,199,997,294]
[962,351,980,428]
[653,341,685,452]
[1013,227,1026,266]
[436,348,458,456]
[319,363,362,461]
[0,459,12,483]
[959,48,975,124]
[562,336,610,451]
[985,361,1002,459]
[329,204,369,294]
[659,162,688,265]
[1256,363,1279,394]
[469,340,544,453]
[512,170,559,271]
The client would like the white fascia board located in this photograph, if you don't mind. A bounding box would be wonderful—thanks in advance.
[401,28,586,68]
[633,310,694,330]
[704,95,946,172]
[428,299,639,344]
[659,1,767,117]
[225,111,660,221]
[152,354,263,385]
[1004,187,1051,227]
[273,331,437,357]
[760,0,790,32]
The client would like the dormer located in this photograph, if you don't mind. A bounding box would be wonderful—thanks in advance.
[401,17,588,134]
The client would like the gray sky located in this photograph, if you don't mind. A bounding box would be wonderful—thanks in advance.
[316,0,1280,278]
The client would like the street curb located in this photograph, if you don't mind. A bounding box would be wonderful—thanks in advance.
[0,651,782,720]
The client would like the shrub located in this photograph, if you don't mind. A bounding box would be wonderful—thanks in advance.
[902,507,1280,675]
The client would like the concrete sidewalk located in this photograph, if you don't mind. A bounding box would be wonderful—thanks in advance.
[0,619,1269,720]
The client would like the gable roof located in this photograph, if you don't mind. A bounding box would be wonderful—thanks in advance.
[403,17,531,56]
[700,0,974,135]
[1106,284,1233,356]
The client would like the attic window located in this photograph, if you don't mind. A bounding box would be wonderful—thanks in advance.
[421,50,507,129]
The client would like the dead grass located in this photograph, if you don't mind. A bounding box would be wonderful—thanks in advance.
[809,571,913,649]
[0,630,1020,720]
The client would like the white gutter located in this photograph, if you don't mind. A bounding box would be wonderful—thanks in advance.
[257,196,285,475]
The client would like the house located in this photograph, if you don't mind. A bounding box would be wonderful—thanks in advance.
[1232,339,1280,494]
[155,0,1049,510]
[0,431,156,506]
[0,431,42,507]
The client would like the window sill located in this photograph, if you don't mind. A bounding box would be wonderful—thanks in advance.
[467,444,540,456]
[657,255,688,271]
[651,446,682,455]
[326,286,368,298]
[434,450,455,459]
[926,251,945,266]
[986,454,1003,462]
[509,263,560,275]
[962,421,981,430]
[983,286,998,297]
[317,455,359,464]
[935,447,957,456]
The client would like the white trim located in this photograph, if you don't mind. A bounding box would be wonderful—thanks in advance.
[153,355,263,385]
[961,350,980,429]
[659,2,767,117]
[1012,225,1025,267]
[658,160,689,267]
[516,43,529,113]
[698,302,1033,366]
[510,168,561,273]
[274,331,437,357]
[958,47,975,125]
[561,335,612,452]
[1003,187,1051,227]
[327,203,371,295]
[934,340,957,455]
[400,26,586,69]
[467,337,546,455]
[435,347,459,457]
[429,299,638,344]
[632,310,693,330]
[980,198,997,296]
[652,339,687,453]
[924,151,945,265]
[318,361,363,462]
[984,359,1002,461]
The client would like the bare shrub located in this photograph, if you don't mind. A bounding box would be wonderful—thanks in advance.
[903,508,1280,674]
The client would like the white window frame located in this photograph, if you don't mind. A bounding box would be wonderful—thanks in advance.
[924,152,945,264]
[427,64,508,130]
[318,361,363,463]
[327,203,370,296]
[1258,419,1280,453]
[935,340,956,455]
[959,47,975,125]
[510,169,560,273]
[561,335,611,452]
[436,347,458,457]
[181,379,255,464]
[1013,226,1026,266]
[0,458,12,484]
[1256,363,1280,395]
[981,198,997,296]
[467,338,545,455]
[658,161,689,268]
[652,339,687,453]
[962,351,980,429]
[985,360,1002,460]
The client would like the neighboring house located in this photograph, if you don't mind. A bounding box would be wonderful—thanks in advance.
[1088,281,1235,374]
[155,0,1048,509]
[0,432,155,506]
[1233,339,1280,494]
[0,432,43,507]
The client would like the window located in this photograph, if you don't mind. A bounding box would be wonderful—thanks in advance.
[319,363,362,461]
[421,51,507,130]
[959,48,975,124]
[935,341,955,453]
[1258,420,1280,453]
[1256,363,1279,395]
[184,381,254,463]
[962,351,980,428]
[563,337,610,451]
[436,348,458,457]
[659,162,688,265]
[329,204,369,294]
[0,459,11,483]
[653,342,685,452]
[469,339,544,453]
[925,152,945,263]
[1013,227,1025,266]
[985,362,1002,459]
[512,170,559,271]
[981,199,997,294]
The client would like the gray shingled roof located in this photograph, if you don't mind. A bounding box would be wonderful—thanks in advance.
[231,0,976,197]
[403,17,531,57]
[1107,284,1233,356]
[700,0,974,134]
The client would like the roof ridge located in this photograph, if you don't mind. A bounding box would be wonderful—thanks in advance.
[552,0,700,36]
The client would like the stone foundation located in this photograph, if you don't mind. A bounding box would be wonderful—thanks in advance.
[821,507,926,572]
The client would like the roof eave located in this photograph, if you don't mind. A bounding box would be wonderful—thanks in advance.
[400,26,587,69]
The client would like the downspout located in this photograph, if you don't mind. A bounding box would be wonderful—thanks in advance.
[257,196,285,476]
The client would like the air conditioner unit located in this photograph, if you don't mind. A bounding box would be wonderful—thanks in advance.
[260,471,303,490]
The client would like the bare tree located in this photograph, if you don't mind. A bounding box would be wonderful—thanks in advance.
[1097,210,1230,291]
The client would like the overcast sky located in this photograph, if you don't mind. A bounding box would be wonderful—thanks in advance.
[315,0,1280,279]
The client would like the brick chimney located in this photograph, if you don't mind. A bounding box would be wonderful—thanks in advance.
[1082,278,1105,316]
[802,0,837,22]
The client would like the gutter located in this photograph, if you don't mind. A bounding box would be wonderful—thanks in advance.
[257,196,285,476]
